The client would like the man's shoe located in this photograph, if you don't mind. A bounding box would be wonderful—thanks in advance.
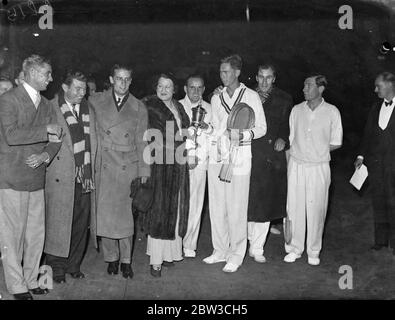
[184,249,196,258]
[120,263,134,279]
[68,271,85,279]
[107,261,119,275]
[30,287,49,295]
[222,262,239,273]
[162,261,175,267]
[13,292,33,300]
[308,257,320,266]
[150,265,161,278]
[53,274,66,283]
[371,244,387,251]
[203,254,226,264]
[270,226,281,235]
[283,252,301,263]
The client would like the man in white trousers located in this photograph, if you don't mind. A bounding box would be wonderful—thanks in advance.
[204,54,267,273]
[179,75,212,258]
[284,75,342,266]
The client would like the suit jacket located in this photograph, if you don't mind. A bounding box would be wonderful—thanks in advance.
[358,99,395,171]
[0,85,60,191]
[44,97,98,257]
[89,89,150,239]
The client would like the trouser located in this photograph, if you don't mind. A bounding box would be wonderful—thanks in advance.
[207,162,251,266]
[46,183,91,276]
[0,189,45,294]
[247,222,270,256]
[183,167,207,252]
[284,158,331,258]
[369,160,395,247]
[101,236,133,264]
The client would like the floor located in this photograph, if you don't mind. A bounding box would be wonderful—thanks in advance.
[1,161,395,300]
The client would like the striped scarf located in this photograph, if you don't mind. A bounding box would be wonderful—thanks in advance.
[256,86,273,105]
[58,93,94,193]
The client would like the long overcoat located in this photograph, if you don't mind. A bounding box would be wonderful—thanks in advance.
[248,87,293,223]
[44,97,98,257]
[89,90,150,239]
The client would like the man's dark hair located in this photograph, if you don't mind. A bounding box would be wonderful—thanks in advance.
[377,72,395,87]
[308,74,328,88]
[258,64,277,77]
[111,64,133,77]
[221,54,242,71]
[186,74,205,86]
[63,70,87,86]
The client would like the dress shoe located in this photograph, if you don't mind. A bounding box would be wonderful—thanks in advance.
[53,274,66,284]
[162,261,175,267]
[30,287,49,295]
[249,251,266,263]
[270,226,281,235]
[120,263,134,279]
[222,262,239,273]
[370,244,387,251]
[150,265,161,278]
[283,252,301,263]
[107,261,119,275]
[308,257,320,266]
[202,254,226,264]
[13,292,33,300]
[184,249,196,258]
[68,271,85,279]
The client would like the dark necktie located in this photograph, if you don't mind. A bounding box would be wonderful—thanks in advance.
[72,104,78,120]
[385,101,393,107]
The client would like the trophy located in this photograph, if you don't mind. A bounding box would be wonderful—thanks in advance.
[191,100,207,145]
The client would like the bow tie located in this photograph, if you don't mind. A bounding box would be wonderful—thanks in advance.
[385,101,393,107]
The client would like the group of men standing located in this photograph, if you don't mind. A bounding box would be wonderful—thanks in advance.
[5,51,395,299]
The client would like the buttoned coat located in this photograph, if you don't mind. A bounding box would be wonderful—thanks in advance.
[89,90,150,239]
[44,97,98,257]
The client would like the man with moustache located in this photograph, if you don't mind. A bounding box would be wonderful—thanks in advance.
[44,71,98,284]
[204,54,267,273]
[0,54,62,299]
[247,64,293,263]
[284,75,342,266]
[179,75,212,258]
[90,64,149,279]
[354,72,395,253]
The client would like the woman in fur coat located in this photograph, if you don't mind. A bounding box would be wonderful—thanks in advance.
[142,73,190,277]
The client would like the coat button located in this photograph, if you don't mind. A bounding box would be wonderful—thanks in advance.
[122,165,126,170]
[57,156,60,160]
[106,130,111,135]
[124,133,129,138]
[55,179,59,182]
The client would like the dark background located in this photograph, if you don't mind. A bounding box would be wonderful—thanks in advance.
[1,0,395,157]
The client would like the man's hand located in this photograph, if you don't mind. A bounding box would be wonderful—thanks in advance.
[212,86,224,96]
[26,152,49,169]
[46,124,62,138]
[354,157,363,169]
[274,138,286,152]
[199,121,209,130]
[141,176,148,184]
[225,129,243,142]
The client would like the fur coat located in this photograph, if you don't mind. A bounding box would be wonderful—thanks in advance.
[141,95,190,240]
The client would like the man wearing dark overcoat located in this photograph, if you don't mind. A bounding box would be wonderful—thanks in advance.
[247,64,293,263]
[354,72,395,253]
[89,64,150,278]
[44,71,98,283]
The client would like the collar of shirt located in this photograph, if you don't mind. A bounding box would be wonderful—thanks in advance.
[304,98,325,112]
[220,82,246,99]
[23,82,40,107]
[384,97,395,105]
[65,99,80,116]
[114,93,127,103]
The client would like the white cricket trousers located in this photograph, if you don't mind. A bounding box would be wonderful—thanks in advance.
[183,167,207,252]
[285,157,331,258]
[247,222,270,256]
[207,162,251,266]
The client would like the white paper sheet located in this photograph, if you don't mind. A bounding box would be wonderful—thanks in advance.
[350,164,368,190]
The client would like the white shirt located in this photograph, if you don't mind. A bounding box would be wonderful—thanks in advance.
[289,99,343,163]
[378,97,395,130]
[23,82,40,109]
[65,99,80,117]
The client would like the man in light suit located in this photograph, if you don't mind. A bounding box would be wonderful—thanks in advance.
[179,75,212,258]
[89,64,150,279]
[44,71,98,284]
[354,72,395,253]
[0,54,62,300]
